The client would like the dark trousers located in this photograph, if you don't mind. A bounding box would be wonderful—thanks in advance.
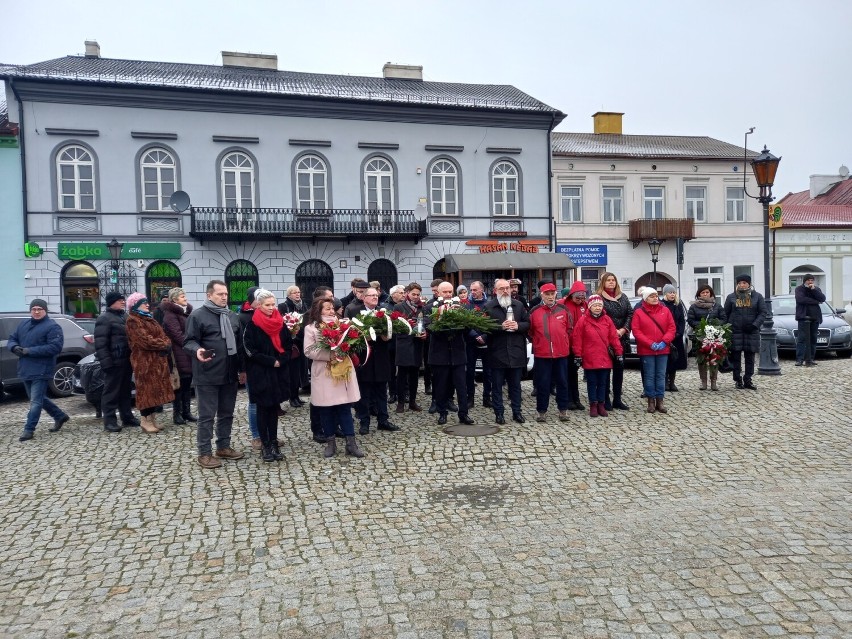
[796,320,818,363]
[101,362,134,425]
[422,341,432,389]
[319,404,355,438]
[195,382,238,456]
[309,402,323,436]
[432,363,467,416]
[465,342,492,402]
[533,357,570,413]
[355,380,389,427]
[491,367,523,416]
[585,368,610,403]
[730,349,755,382]
[567,358,581,403]
[288,353,307,397]
[396,365,419,403]
[608,360,625,399]
[256,404,279,446]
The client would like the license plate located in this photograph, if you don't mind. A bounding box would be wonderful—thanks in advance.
[817,337,828,344]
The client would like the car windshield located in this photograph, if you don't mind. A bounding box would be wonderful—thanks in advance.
[772,298,834,316]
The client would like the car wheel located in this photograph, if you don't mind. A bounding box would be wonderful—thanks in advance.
[49,362,76,398]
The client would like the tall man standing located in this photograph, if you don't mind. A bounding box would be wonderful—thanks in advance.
[794,273,826,367]
[484,279,530,424]
[95,291,138,432]
[9,299,70,441]
[184,280,245,469]
[723,274,767,390]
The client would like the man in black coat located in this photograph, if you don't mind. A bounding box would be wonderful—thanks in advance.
[94,291,138,432]
[723,274,767,390]
[484,279,530,424]
[393,283,426,413]
[794,273,826,367]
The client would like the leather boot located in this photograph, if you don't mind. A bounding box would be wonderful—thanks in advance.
[261,444,275,462]
[597,402,609,417]
[710,370,719,391]
[345,436,365,458]
[140,415,159,433]
[655,398,668,414]
[668,372,678,392]
[646,398,656,414]
[408,401,422,412]
[173,400,186,424]
[612,395,629,410]
[271,442,283,461]
[395,402,405,414]
[589,402,599,417]
[603,393,613,411]
[699,365,708,390]
[323,436,337,458]
[182,395,198,422]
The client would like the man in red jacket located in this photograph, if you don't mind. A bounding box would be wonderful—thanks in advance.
[528,283,571,422]
[561,281,588,410]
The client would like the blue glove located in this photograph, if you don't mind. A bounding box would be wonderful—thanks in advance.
[651,342,663,351]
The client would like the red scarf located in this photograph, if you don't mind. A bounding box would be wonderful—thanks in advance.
[252,308,285,353]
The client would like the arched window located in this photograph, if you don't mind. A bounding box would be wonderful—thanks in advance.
[492,161,519,216]
[364,157,394,210]
[57,145,96,210]
[145,261,182,303]
[224,259,259,312]
[367,259,398,296]
[140,148,176,211]
[295,259,334,302]
[221,152,255,208]
[429,159,458,216]
[295,154,328,210]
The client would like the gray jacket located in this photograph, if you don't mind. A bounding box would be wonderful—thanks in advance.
[183,305,241,386]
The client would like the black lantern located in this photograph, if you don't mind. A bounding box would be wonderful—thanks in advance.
[750,146,781,203]
[106,238,124,269]
[647,238,662,290]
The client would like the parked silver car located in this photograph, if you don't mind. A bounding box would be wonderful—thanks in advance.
[770,295,851,357]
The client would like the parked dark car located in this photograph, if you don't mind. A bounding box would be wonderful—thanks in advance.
[0,312,96,397]
[770,295,851,357]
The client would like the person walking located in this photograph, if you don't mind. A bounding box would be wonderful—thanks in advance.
[160,288,197,424]
[94,291,138,432]
[794,274,826,367]
[9,299,70,441]
[243,289,291,462]
[304,297,365,458]
[184,280,245,469]
[723,274,767,390]
[484,279,530,424]
[125,292,175,433]
[661,284,688,392]
[279,285,309,407]
[393,283,426,414]
[596,272,633,410]
[527,283,571,422]
[687,284,725,390]
[632,288,675,413]
[572,295,623,417]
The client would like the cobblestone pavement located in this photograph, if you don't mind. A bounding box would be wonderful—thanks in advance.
[0,357,850,639]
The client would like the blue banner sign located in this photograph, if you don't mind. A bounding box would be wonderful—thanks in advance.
[556,244,608,266]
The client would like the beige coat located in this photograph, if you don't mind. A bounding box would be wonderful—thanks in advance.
[304,323,361,407]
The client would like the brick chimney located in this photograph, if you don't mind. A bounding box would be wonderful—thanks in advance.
[221,51,278,71]
[382,63,423,81]
[84,40,101,58]
[592,111,624,135]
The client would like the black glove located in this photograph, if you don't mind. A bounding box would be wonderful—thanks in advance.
[616,355,624,365]
[11,346,25,356]
[574,357,583,368]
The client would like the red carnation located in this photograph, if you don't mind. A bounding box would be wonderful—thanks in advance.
[390,311,402,320]
[376,311,385,318]
[340,343,350,352]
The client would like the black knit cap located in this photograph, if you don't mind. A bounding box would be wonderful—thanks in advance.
[246,287,260,304]
[735,274,752,285]
[803,273,815,282]
[105,291,125,307]
[29,298,48,311]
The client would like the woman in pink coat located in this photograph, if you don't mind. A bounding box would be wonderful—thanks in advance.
[632,288,676,414]
[304,297,365,458]
[572,295,623,417]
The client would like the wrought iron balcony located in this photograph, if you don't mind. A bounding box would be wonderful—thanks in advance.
[190,207,428,242]
[628,218,695,247]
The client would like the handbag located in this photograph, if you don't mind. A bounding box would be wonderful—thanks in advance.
[169,352,181,391]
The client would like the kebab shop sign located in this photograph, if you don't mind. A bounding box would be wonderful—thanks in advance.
[466,240,542,254]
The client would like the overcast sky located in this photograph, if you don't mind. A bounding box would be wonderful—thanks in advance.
[4,0,850,198]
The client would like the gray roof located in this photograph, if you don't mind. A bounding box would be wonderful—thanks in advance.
[2,56,561,114]
[552,132,756,159]
[0,97,7,129]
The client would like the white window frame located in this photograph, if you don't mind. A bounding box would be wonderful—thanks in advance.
[221,152,256,209]
[295,155,327,210]
[57,145,96,211]
[643,186,665,219]
[492,161,519,216]
[684,185,706,222]
[140,148,176,212]
[364,157,394,211]
[694,266,724,299]
[429,159,458,216]
[726,187,745,222]
[602,186,623,222]
[559,185,582,222]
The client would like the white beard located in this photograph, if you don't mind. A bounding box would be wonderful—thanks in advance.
[498,294,512,309]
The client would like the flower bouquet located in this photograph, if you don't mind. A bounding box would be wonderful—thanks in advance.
[428,297,500,333]
[695,318,732,371]
[312,318,368,382]
[350,307,413,340]
[282,311,303,337]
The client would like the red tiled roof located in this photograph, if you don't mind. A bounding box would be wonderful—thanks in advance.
[777,178,852,227]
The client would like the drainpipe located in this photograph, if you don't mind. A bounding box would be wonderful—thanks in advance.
[9,79,29,241]
[546,113,556,253]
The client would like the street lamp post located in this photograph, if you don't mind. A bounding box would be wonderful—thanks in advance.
[743,141,782,376]
[647,238,662,291]
[106,237,124,289]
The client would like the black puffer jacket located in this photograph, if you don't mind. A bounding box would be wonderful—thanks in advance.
[94,308,130,370]
[686,298,725,329]
[393,301,424,367]
[723,288,768,352]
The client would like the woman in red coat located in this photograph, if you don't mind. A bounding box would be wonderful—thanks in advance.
[572,295,623,417]
[632,288,676,414]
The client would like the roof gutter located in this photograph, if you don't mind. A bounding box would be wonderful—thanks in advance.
[547,112,557,252]
[8,78,29,241]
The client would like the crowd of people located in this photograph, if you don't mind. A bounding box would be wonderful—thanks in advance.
[9,271,817,467]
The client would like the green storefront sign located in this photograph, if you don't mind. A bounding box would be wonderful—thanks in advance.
[58,242,182,261]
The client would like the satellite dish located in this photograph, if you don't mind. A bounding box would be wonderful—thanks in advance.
[839,165,850,178]
[169,190,191,213]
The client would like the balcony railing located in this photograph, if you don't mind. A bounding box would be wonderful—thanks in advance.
[190,207,428,242]
[628,218,695,247]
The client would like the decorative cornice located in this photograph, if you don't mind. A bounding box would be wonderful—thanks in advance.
[131,131,178,140]
[44,127,99,136]
[358,142,399,150]
[289,139,331,147]
[425,144,464,152]
[486,147,522,154]
[212,135,260,144]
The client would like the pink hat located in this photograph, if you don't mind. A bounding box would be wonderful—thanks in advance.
[126,291,148,312]
[587,294,603,306]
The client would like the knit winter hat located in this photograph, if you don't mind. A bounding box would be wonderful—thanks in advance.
[642,288,659,300]
[568,281,587,297]
[29,298,48,311]
[587,294,603,307]
[561,287,571,297]
[662,284,677,295]
[105,291,125,307]
[736,273,752,285]
[126,292,148,312]
[803,273,815,283]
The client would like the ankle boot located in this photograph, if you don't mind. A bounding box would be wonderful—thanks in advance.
[668,372,678,392]
[173,400,186,424]
[271,442,283,461]
[182,395,197,422]
[261,444,275,462]
[597,402,609,417]
[323,437,337,458]
[589,402,599,417]
[345,436,365,458]
[646,398,656,414]
[698,365,708,390]
[409,401,422,411]
[612,394,629,410]
[710,370,719,391]
[140,415,159,433]
[149,413,163,431]
[603,393,613,411]
[395,402,405,414]
[655,398,668,414]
